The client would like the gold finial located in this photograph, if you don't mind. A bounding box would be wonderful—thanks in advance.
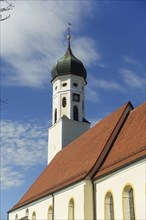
[67,23,71,41]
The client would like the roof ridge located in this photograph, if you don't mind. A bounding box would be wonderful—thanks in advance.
[86,102,133,179]
[95,148,146,179]
[98,145,146,172]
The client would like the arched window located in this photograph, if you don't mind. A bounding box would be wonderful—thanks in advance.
[48,206,53,220]
[15,214,18,220]
[54,108,57,123]
[105,192,114,220]
[68,199,74,220]
[62,97,67,108]
[123,186,135,220]
[26,209,29,218]
[32,212,36,220]
[73,105,78,121]
[82,100,84,112]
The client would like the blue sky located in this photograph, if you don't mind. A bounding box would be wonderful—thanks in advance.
[1,0,145,219]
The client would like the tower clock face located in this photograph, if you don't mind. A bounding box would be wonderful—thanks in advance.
[73,93,80,102]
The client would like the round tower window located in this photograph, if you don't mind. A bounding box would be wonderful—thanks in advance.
[62,82,67,87]
[73,82,78,87]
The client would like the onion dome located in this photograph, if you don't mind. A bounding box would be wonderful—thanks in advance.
[51,33,87,82]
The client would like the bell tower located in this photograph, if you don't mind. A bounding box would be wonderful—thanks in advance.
[48,31,90,164]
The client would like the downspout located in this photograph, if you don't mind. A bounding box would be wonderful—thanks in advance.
[92,179,97,220]
[52,194,55,220]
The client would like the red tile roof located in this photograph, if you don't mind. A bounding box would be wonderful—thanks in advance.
[95,102,146,179]
[9,101,146,212]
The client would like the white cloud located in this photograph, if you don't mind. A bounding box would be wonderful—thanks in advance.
[123,56,141,66]
[92,79,123,91]
[86,86,100,103]
[1,120,48,189]
[120,69,145,88]
[1,167,24,189]
[85,75,124,103]
[1,1,100,88]
[98,63,106,68]
[73,37,101,66]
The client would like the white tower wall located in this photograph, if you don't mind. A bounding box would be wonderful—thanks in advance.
[52,75,86,124]
[48,116,90,163]
[48,75,90,164]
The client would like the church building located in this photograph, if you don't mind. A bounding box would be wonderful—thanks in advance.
[8,32,146,220]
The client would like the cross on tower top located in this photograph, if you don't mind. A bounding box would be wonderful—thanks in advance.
[67,23,72,42]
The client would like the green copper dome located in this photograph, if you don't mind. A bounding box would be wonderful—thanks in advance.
[51,39,87,82]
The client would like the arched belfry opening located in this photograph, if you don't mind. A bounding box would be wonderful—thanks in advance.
[73,105,79,121]
[62,97,67,108]
[54,109,57,123]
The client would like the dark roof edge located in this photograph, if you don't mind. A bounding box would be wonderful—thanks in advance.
[93,151,146,181]
[86,101,134,179]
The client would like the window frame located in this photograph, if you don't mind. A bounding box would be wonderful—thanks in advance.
[25,209,29,218]
[47,205,53,220]
[32,211,36,220]
[122,184,136,220]
[104,191,115,220]
[68,198,75,220]
[15,214,18,220]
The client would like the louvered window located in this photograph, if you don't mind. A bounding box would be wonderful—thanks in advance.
[73,105,79,121]
[62,97,67,107]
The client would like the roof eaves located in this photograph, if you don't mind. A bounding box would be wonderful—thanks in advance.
[8,170,87,213]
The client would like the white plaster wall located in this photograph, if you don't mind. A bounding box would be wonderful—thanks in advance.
[54,181,85,220]
[48,119,63,163]
[9,181,87,220]
[48,117,90,164]
[8,196,53,220]
[95,159,146,220]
